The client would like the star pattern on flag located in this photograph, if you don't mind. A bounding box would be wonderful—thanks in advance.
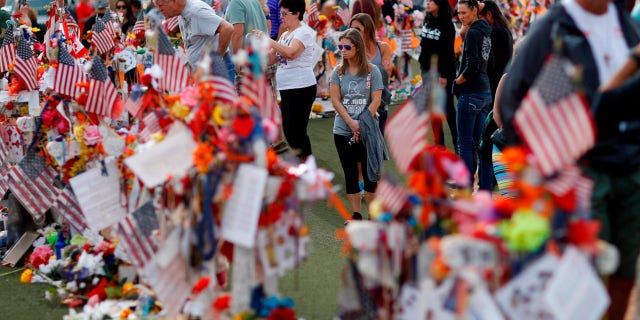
[156,28,189,92]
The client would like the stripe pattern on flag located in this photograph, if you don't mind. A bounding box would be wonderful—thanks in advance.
[240,72,281,125]
[132,11,145,34]
[164,16,180,33]
[210,76,237,104]
[156,29,189,92]
[141,256,191,317]
[115,202,159,271]
[306,0,320,28]
[138,111,161,142]
[7,149,60,221]
[385,100,428,173]
[514,55,595,176]
[54,44,86,97]
[52,186,88,233]
[400,29,413,52]
[86,56,119,117]
[91,18,114,54]
[376,177,408,215]
[0,25,16,73]
[14,37,38,91]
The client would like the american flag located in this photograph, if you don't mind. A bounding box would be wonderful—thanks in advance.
[102,9,118,35]
[240,72,281,125]
[7,148,61,221]
[86,56,120,117]
[138,111,162,142]
[0,25,15,73]
[115,201,158,272]
[52,186,89,234]
[14,37,38,91]
[385,100,429,173]
[164,16,180,33]
[544,165,593,212]
[156,28,189,92]
[141,254,192,317]
[91,18,114,55]
[335,7,351,26]
[132,11,145,34]
[54,44,86,97]
[400,29,413,52]
[306,0,320,28]
[376,177,408,215]
[124,86,143,116]
[514,55,595,176]
[210,76,237,105]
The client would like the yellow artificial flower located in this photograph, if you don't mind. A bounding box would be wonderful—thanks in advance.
[20,269,33,283]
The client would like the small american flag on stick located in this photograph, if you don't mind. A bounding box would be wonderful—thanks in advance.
[7,148,61,221]
[514,54,595,176]
[0,25,15,73]
[385,99,428,173]
[240,71,281,125]
[132,11,145,34]
[54,44,86,97]
[14,36,38,91]
[86,56,120,118]
[376,177,408,215]
[164,16,180,33]
[91,18,114,55]
[115,201,159,272]
[306,0,320,28]
[156,28,189,92]
[52,186,89,234]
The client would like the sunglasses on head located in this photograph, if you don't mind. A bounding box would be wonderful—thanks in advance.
[338,44,353,50]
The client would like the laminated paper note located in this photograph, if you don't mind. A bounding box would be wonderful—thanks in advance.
[221,163,267,248]
[495,254,559,319]
[69,159,127,232]
[124,123,197,187]
[542,246,610,320]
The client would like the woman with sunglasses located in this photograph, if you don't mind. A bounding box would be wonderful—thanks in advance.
[453,0,493,192]
[331,29,385,222]
[252,0,317,161]
[349,13,392,134]
[116,0,135,34]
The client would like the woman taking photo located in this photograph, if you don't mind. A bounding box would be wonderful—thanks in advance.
[330,29,385,222]
[453,0,493,191]
[349,13,393,134]
[253,0,318,161]
[419,0,457,151]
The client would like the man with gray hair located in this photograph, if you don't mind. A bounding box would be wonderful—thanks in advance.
[155,0,233,73]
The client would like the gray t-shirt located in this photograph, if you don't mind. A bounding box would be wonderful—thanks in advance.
[330,65,384,136]
[179,0,224,71]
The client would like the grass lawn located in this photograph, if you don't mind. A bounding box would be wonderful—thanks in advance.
[0,103,454,320]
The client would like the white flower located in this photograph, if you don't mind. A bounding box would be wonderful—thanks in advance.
[76,251,106,276]
[66,280,78,293]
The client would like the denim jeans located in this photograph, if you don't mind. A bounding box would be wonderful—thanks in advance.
[456,91,493,191]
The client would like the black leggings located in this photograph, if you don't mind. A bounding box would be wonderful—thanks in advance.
[280,85,316,160]
[334,134,377,194]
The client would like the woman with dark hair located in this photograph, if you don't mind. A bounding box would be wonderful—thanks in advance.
[351,0,384,30]
[453,0,493,191]
[331,29,384,222]
[115,0,135,34]
[419,0,457,151]
[479,0,513,101]
[252,0,318,161]
[349,13,392,134]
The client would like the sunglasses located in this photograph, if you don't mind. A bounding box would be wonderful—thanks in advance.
[338,44,353,50]
[280,10,294,16]
[116,5,127,9]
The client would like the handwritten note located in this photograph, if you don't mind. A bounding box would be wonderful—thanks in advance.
[543,246,609,320]
[495,253,558,319]
[221,164,267,248]
[69,159,127,232]
[124,123,197,187]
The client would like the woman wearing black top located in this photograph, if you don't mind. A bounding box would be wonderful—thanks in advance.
[479,0,513,101]
[419,0,457,152]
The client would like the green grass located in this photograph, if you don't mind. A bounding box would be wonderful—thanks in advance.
[0,104,453,320]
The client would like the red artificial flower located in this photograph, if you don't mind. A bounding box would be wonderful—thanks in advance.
[268,307,296,320]
[212,294,231,311]
[567,219,600,247]
[192,277,211,295]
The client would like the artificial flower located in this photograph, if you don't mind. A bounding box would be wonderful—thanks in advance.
[20,269,33,283]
